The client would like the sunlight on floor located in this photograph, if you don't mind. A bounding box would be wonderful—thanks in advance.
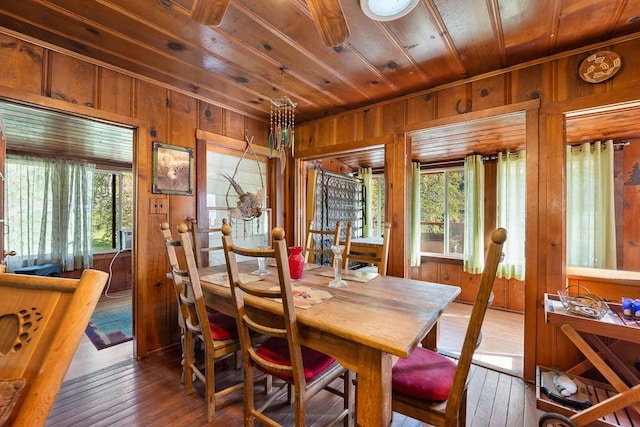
[438,303,524,377]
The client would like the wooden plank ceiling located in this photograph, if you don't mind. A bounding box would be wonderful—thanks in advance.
[0,1,640,169]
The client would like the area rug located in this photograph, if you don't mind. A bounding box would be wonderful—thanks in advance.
[85,304,133,350]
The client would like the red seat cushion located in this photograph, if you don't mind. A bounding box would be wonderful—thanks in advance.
[392,347,457,401]
[207,312,239,340]
[255,337,336,382]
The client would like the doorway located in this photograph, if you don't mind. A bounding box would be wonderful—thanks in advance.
[0,101,135,375]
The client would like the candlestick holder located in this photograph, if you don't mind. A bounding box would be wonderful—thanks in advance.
[328,245,347,288]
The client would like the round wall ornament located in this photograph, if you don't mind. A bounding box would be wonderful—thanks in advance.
[579,51,622,83]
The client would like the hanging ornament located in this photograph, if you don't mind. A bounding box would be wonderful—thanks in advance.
[269,65,296,174]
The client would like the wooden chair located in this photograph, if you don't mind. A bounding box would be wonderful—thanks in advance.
[0,269,108,427]
[188,217,227,268]
[391,228,507,427]
[160,222,244,422]
[303,219,344,266]
[344,222,391,275]
[221,224,354,426]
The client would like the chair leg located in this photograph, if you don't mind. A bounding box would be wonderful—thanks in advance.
[244,365,256,426]
[235,349,242,369]
[343,370,354,427]
[264,374,272,395]
[205,350,215,422]
[183,331,195,393]
[458,390,468,427]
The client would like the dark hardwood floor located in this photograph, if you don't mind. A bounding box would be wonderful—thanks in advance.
[49,293,541,426]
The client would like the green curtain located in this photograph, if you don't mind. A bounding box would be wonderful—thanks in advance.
[497,150,526,280]
[566,140,616,269]
[358,167,373,237]
[463,155,485,274]
[410,162,421,267]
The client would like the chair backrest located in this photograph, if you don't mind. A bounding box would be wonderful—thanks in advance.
[188,217,227,268]
[303,220,343,266]
[221,224,308,389]
[444,227,506,421]
[344,222,391,275]
[174,224,216,355]
[160,222,213,355]
[160,222,191,328]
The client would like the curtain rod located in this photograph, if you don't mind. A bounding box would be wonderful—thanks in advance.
[567,140,629,148]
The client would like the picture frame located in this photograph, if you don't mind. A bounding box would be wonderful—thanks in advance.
[152,142,194,195]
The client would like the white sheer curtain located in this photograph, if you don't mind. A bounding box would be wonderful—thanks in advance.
[566,140,616,269]
[358,167,373,238]
[497,150,526,280]
[5,155,95,272]
[463,155,485,274]
[410,162,421,267]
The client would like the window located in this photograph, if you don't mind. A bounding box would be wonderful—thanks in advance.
[370,174,385,237]
[92,170,133,252]
[420,168,465,257]
[5,156,96,271]
[204,149,269,266]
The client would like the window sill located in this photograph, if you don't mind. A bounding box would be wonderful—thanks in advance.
[566,266,640,287]
[420,253,463,263]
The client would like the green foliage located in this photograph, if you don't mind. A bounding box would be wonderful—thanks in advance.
[92,172,133,250]
[420,169,465,254]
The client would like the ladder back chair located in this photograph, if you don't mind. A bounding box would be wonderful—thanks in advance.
[303,220,346,266]
[344,222,391,275]
[188,217,227,268]
[160,222,243,422]
[221,224,354,426]
[391,227,507,427]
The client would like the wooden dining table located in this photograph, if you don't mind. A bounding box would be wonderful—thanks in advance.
[198,262,461,426]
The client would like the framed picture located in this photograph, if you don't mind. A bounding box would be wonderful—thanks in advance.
[152,142,194,195]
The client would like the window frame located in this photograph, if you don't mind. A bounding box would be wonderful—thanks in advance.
[419,166,465,259]
[92,168,133,254]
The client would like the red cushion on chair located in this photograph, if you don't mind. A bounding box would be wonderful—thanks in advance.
[392,347,457,401]
[255,337,336,382]
[207,312,239,340]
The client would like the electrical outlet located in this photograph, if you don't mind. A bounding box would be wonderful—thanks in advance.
[150,197,168,214]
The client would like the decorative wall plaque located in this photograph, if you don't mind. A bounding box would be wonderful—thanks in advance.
[579,51,621,83]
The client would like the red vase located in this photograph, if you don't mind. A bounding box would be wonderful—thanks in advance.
[288,246,305,280]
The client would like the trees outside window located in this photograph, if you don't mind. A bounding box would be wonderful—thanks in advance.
[93,171,133,251]
[420,169,465,256]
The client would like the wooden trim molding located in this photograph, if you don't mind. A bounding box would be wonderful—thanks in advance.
[294,135,392,160]
[398,98,540,135]
[196,129,271,158]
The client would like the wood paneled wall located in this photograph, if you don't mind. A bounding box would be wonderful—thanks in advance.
[0,32,269,358]
[2,28,640,380]
[62,252,132,293]
[295,36,640,380]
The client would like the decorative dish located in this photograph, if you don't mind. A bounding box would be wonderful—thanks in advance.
[557,285,609,319]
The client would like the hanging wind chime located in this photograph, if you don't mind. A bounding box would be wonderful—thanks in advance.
[269,65,296,173]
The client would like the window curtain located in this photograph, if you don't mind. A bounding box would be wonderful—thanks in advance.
[5,155,95,272]
[306,167,319,230]
[410,162,421,267]
[566,140,616,269]
[463,155,485,274]
[496,150,526,280]
[358,167,373,238]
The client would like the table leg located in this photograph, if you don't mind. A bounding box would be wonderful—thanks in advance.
[356,347,392,426]
[421,320,439,350]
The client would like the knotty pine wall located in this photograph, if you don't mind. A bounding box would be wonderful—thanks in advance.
[0,32,269,358]
[295,34,640,380]
[3,27,640,379]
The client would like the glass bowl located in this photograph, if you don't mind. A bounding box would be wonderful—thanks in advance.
[557,285,609,319]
